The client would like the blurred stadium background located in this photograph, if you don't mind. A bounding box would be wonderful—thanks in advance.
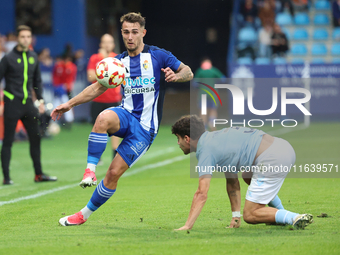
[1,0,338,128]
[0,0,232,127]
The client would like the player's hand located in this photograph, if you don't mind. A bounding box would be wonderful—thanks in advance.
[161,67,178,82]
[38,103,45,114]
[51,103,72,121]
[227,217,241,228]
[174,225,191,231]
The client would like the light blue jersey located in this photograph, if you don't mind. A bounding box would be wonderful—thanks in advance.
[195,127,265,177]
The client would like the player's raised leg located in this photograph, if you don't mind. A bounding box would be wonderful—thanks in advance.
[60,107,154,226]
[80,110,120,188]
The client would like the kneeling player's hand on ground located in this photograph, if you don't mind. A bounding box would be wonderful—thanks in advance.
[227,217,241,228]
[174,225,191,231]
[51,103,72,121]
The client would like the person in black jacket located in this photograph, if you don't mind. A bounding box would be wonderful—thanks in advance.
[0,25,57,184]
[271,24,289,57]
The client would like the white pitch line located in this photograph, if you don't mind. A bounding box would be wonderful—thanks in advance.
[0,154,187,207]
[0,184,77,206]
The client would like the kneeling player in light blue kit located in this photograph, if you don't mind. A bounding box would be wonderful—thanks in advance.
[171,115,313,230]
[51,12,193,226]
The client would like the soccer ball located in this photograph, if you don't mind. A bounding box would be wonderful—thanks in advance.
[96,57,126,88]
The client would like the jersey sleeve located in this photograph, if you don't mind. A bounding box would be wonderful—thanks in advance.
[33,58,43,100]
[87,55,97,71]
[154,48,181,71]
[196,149,216,177]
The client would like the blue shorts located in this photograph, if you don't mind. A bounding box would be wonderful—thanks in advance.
[108,106,156,167]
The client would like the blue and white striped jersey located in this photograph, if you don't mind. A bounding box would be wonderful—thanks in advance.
[115,44,181,134]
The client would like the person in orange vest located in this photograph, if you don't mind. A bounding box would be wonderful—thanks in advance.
[52,56,74,128]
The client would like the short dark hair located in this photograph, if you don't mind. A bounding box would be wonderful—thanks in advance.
[120,12,146,28]
[16,25,32,36]
[171,115,205,140]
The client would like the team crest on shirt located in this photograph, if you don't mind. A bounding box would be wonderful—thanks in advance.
[143,60,149,70]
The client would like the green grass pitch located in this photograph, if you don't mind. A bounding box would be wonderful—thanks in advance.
[0,123,339,254]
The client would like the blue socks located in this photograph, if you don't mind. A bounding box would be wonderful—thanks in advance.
[275,209,299,225]
[87,180,116,211]
[87,132,107,170]
[268,195,284,209]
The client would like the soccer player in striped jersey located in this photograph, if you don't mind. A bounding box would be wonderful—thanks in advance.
[51,12,193,226]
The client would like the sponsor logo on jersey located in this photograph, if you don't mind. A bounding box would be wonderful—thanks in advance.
[124,87,156,95]
[123,76,155,87]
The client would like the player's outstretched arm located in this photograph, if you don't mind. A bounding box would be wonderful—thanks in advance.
[162,63,193,83]
[175,176,211,231]
[51,82,107,121]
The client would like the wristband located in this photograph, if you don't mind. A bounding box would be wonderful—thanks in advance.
[232,211,242,218]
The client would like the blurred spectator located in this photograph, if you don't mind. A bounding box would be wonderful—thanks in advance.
[39,48,53,102]
[74,49,86,82]
[87,33,122,160]
[73,49,87,98]
[259,24,273,58]
[259,0,276,27]
[280,0,295,16]
[237,44,256,60]
[38,48,53,137]
[194,58,225,131]
[63,55,77,99]
[292,0,308,12]
[333,0,340,27]
[240,0,258,25]
[52,56,74,128]
[5,32,17,52]
[0,37,5,60]
[271,24,289,57]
